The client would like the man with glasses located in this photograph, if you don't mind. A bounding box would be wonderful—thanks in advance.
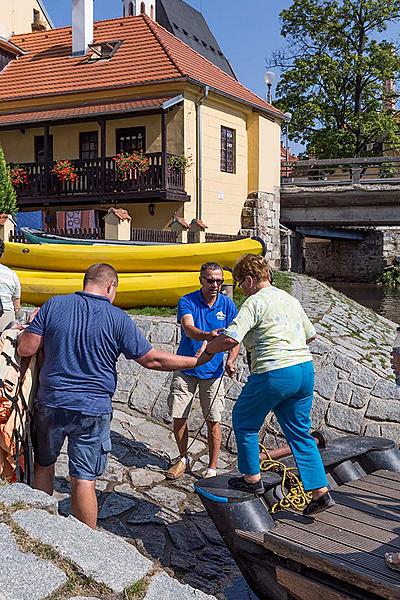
[18,263,211,528]
[166,262,239,480]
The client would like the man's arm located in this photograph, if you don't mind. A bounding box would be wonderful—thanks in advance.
[180,314,223,342]
[17,331,43,357]
[136,346,211,371]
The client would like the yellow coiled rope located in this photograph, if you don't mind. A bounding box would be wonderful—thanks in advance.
[259,443,312,513]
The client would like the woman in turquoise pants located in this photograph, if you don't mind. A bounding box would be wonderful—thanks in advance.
[203,254,333,516]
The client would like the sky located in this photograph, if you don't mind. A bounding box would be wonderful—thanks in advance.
[43,0,293,100]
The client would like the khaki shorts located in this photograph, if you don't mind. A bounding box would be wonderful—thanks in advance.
[167,371,225,422]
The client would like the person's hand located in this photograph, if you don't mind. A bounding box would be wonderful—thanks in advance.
[225,360,237,378]
[206,328,224,341]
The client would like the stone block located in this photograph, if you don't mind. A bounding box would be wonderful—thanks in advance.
[12,509,152,593]
[133,318,153,340]
[348,365,379,389]
[380,423,400,444]
[129,370,170,413]
[314,366,339,400]
[167,520,205,551]
[128,467,165,488]
[226,382,242,401]
[371,378,400,400]
[311,394,329,430]
[363,421,381,437]
[365,398,400,422]
[326,404,364,434]
[98,492,137,519]
[0,483,58,514]
[309,339,330,356]
[350,388,370,409]
[150,322,177,344]
[0,522,66,600]
[145,485,187,513]
[144,572,217,600]
[334,382,353,405]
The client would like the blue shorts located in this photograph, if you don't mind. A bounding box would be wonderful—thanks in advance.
[32,403,112,481]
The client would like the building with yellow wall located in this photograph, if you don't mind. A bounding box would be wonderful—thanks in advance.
[0,3,284,262]
[0,0,53,39]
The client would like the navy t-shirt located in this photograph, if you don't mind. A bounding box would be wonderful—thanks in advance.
[27,291,152,415]
[177,290,237,379]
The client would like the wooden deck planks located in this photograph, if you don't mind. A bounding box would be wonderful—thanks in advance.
[236,471,400,600]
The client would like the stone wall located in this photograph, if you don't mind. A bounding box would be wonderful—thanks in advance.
[115,273,400,447]
[304,227,400,282]
[240,189,281,268]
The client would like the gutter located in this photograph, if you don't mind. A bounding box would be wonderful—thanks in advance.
[196,85,209,220]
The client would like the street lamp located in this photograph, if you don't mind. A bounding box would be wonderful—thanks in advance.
[264,70,276,103]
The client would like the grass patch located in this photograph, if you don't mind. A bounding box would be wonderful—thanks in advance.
[273,270,293,294]
[128,306,177,317]
[124,577,149,599]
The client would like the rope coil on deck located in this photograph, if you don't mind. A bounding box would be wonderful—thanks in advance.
[259,443,312,513]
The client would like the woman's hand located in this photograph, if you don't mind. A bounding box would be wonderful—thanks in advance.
[225,360,237,378]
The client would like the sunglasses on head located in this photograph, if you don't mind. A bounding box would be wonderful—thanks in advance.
[202,277,224,285]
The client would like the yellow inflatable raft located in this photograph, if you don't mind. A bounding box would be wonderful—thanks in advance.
[17,270,234,308]
[3,238,263,273]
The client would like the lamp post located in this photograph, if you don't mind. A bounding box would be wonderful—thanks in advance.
[284,111,292,178]
[264,70,276,104]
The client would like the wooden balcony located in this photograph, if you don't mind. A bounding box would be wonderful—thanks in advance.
[14,152,189,208]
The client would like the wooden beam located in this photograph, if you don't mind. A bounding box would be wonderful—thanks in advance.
[276,567,356,600]
[161,110,168,189]
[100,118,106,194]
[43,124,50,197]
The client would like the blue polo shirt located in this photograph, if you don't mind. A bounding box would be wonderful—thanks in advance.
[177,290,237,379]
[27,291,152,415]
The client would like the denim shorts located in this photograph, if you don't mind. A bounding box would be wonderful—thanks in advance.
[32,403,112,481]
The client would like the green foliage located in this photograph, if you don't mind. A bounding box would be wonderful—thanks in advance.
[0,146,17,215]
[378,267,400,285]
[168,154,193,171]
[270,0,400,158]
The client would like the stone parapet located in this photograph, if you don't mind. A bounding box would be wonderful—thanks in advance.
[240,189,281,268]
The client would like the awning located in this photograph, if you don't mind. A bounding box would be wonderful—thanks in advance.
[0,94,183,129]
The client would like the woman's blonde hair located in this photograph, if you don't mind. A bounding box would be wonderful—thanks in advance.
[233,254,271,284]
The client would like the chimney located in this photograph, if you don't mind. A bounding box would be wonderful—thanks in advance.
[72,0,93,56]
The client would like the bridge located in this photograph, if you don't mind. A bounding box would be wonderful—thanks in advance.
[281,156,400,227]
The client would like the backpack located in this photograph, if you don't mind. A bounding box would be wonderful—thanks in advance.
[0,327,38,485]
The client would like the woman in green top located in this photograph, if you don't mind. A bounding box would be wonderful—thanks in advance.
[203,254,333,515]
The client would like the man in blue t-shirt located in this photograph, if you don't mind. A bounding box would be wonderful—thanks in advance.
[18,263,210,528]
[166,262,239,481]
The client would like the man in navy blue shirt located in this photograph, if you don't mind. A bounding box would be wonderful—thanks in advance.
[18,263,210,528]
[166,262,239,480]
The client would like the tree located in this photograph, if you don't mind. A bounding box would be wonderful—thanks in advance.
[0,145,16,215]
[269,0,400,157]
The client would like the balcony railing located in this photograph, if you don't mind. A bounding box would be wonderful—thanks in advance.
[13,152,185,199]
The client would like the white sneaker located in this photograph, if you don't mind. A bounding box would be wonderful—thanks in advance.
[203,468,217,478]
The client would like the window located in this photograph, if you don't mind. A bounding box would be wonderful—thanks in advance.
[140,2,146,14]
[116,127,145,153]
[33,9,40,25]
[35,135,53,163]
[79,132,98,160]
[220,127,236,173]
[128,2,134,16]
[150,4,154,19]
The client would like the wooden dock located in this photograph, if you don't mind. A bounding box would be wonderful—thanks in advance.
[237,470,400,600]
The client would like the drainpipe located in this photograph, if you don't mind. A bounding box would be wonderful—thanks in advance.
[195,85,209,220]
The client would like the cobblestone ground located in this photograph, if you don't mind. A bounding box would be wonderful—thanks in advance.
[54,409,257,599]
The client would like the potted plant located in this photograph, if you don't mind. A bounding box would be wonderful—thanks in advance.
[52,160,78,183]
[9,164,28,187]
[113,151,150,181]
[168,154,193,172]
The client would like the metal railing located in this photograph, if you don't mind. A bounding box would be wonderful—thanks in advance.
[281,156,400,187]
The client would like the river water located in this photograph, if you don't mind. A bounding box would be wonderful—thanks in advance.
[328,283,400,325]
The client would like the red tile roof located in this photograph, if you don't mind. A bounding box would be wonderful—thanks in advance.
[0,96,177,127]
[2,15,283,119]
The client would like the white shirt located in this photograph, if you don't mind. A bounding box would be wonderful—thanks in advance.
[0,264,21,311]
